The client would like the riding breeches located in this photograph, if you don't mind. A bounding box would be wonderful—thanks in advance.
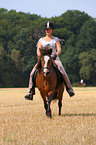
[28,59,73,93]
[28,64,37,93]
[54,59,73,92]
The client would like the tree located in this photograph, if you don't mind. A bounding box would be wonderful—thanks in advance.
[0,8,95,87]
[79,49,96,85]
[11,49,24,68]
[76,19,96,53]
[60,10,91,34]
[61,46,80,83]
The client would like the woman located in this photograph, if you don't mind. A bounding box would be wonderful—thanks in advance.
[25,22,75,100]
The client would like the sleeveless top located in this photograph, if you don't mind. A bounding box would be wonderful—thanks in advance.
[38,37,59,59]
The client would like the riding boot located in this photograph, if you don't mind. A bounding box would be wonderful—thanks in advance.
[62,73,75,97]
[25,65,37,100]
[25,84,35,100]
[25,93,33,100]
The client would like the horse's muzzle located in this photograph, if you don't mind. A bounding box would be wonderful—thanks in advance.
[43,68,49,77]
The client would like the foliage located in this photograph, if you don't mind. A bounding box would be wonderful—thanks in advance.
[0,8,96,87]
[79,49,96,85]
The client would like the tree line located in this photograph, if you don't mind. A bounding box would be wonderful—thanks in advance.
[0,8,96,87]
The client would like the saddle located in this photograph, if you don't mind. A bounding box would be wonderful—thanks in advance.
[52,65,64,89]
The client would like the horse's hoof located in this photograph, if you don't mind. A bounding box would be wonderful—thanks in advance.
[46,112,52,118]
[50,115,52,118]
[47,115,52,118]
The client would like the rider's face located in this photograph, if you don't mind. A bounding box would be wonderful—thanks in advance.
[45,28,52,36]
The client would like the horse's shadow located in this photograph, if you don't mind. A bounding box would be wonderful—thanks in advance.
[61,113,96,117]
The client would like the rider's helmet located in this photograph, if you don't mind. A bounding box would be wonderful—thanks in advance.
[44,22,54,30]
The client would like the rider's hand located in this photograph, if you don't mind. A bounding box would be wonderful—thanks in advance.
[51,54,57,60]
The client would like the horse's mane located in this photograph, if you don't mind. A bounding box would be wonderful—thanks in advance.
[40,48,52,56]
[36,48,52,70]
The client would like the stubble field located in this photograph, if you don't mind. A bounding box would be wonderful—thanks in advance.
[0,87,96,145]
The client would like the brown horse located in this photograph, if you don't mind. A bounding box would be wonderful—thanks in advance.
[77,82,86,87]
[36,48,64,118]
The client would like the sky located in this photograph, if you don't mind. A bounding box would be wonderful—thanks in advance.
[0,0,96,18]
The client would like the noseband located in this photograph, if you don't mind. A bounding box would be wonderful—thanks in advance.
[43,66,50,71]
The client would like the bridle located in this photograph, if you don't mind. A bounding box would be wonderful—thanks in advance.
[42,56,52,76]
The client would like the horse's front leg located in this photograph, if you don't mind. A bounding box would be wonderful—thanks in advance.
[47,100,52,118]
[43,98,48,115]
[40,90,48,115]
[46,91,54,118]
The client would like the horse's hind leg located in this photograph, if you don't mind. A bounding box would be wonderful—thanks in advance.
[58,100,62,115]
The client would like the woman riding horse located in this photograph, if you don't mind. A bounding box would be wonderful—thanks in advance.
[25,21,75,100]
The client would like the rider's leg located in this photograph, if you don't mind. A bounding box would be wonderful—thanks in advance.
[25,64,37,100]
[54,59,75,97]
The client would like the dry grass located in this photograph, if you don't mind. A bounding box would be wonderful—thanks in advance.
[0,87,96,145]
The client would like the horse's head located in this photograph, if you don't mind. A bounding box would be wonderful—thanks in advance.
[36,48,53,77]
[41,55,52,77]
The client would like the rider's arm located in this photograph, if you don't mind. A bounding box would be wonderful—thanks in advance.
[55,39,61,56]
[37,41,42,56]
